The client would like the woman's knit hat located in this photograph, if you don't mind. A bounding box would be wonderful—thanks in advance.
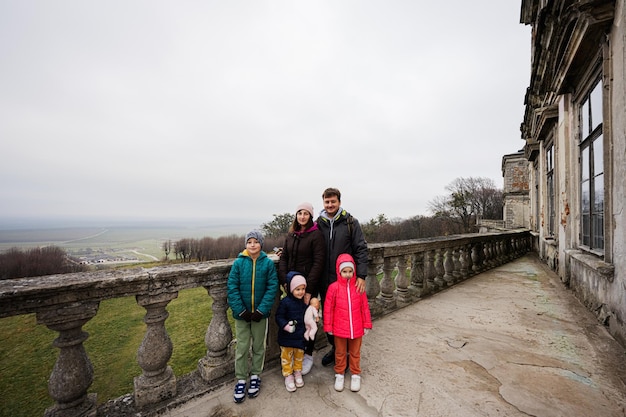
[296,202,314,218]
[245,230,264,247]
[290,274,307,293]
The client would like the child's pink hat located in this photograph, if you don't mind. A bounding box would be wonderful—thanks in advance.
[290,274,307,293]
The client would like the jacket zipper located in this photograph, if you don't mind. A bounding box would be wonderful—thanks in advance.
[346,277,354,339]
[251,257,256,311]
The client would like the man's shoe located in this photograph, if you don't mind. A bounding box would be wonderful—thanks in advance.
[302,354,314,375]
[322,349,335,367]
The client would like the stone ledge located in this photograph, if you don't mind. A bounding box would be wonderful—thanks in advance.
[566,249,615,282]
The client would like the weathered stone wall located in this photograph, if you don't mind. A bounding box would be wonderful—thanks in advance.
[518,0,626,348]
[561,0,626,349]
[502,152,530,229]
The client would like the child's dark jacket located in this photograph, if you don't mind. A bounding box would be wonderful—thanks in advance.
[275,272,308,350]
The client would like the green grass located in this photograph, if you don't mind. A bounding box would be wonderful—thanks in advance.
[0,287,224,417]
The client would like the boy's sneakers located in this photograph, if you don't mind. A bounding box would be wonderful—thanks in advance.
[285,374,296,392]
[350,374,361,392]
[248,375,261,398]
[294,370,304,388]
[322,348,335,367]
[334,374,344,392]
[302,354,314,375]
[233,380,246,403]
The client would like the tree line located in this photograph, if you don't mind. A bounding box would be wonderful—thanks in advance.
[0,246,86,280]
[164,234,285,263]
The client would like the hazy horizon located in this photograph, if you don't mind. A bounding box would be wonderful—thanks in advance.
[0,215,267,231]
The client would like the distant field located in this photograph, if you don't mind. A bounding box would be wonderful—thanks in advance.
[0,222,260,261]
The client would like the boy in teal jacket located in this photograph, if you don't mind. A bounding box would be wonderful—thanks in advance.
[227,230,279,403]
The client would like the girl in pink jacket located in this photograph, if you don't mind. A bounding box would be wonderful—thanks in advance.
[323,253,372,392]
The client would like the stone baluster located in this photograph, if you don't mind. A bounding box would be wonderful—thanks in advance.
[491,240,498,267]
[394,255,411,305]
[134,292,178,408]
[378,256,396,310]
[483,241,492,269]
[424,250,435,291]
[506,236,514,260]
[492,239,501,266]
[465,244,474,276]
[366,254,383,317]
[472,242,482,273]
[498,239,506,265]
[492,240,499,266]
[459,245,469,279]
[409,252,426,297]
[452,247,462,281]
[198,282,234,381]
[433,248,445,289]
[36,301,99,417]
[522,235,528,254]
[443,248,454,286]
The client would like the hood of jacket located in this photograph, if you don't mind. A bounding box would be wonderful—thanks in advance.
[320,208,346,222]
[335,253,356,283]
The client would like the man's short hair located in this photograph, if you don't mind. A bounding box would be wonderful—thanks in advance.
[322,187,341,201]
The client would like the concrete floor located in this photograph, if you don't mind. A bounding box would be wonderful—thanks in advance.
[164,254,626,417]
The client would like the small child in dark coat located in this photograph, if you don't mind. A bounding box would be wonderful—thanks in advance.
[275,271,308,392]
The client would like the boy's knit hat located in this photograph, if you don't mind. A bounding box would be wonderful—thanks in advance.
[245,230,264,247]
[296,202,314,218]
[290,274,307,293]
[339,260,355,273]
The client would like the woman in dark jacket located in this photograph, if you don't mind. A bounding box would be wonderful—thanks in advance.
[277,202,325,374]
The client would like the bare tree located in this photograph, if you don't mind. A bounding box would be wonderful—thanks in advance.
[162,239,172,261]
[428,177,503,233]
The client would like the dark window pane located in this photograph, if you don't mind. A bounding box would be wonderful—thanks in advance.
[592,213,604,249]
[582,213,590,246]
[581,181,590,214]
[581,100,590,137]
[581,146,590,181]
[594,173,604,212]
[590,80,603,131]
[593,135,604,176]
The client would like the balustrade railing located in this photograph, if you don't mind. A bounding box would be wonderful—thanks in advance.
[0,230,530,416]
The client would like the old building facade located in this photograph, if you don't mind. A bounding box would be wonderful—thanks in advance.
[502,151,531,230]
[519,0,625,345]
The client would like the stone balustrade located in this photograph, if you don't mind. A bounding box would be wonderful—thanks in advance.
[0,230,530,416]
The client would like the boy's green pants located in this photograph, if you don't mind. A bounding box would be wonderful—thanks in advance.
[234,318,269,380]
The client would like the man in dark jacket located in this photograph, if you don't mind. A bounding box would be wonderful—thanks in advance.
[316,187,368,366]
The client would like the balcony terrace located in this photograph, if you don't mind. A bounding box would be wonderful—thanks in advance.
[2,230,625,416]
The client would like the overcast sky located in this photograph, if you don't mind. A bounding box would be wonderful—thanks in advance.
[0,1,531,227]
